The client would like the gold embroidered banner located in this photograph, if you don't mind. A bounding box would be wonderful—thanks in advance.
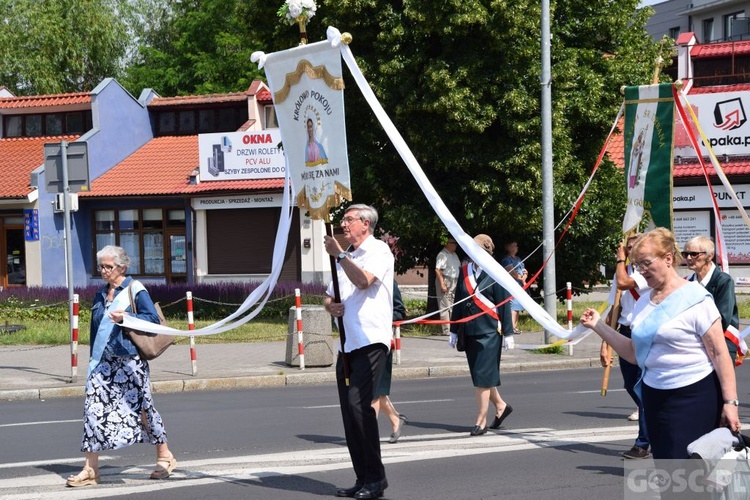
[262,41,351,220]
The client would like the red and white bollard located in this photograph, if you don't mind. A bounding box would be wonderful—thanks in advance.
[71,294,79,383]
[566,282,574,356]
[186,291,197,376]
[394,325,402,365]
[295,289,305,370]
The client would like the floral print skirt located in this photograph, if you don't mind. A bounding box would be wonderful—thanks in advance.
[80,349,168,452]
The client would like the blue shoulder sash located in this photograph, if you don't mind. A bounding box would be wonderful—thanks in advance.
[630,281,709,398]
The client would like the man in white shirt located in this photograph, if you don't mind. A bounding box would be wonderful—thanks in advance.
[324,204,393,499]
[435,237,461,335]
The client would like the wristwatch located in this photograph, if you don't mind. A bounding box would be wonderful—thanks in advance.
[337,252,348,263]
[724,399,740,406]
[616,259,626,264]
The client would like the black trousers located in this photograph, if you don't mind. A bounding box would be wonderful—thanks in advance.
[336,343,388,483]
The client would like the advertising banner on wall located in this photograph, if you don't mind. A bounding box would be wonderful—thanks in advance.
[720,210,750,264]
[198,130,285,181]
[673,210,711,249]
[674,91,750,158]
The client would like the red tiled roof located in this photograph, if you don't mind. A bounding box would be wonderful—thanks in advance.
[0,92,90,110]
[0,135,79,198]
[605,117,625,169]
[675,32,696,45]
[256,88,272,103]
[689,83,750,94]
[148,92,249,108]
[691,40,750,58]
[81,135,284,197]
[674,159,750,178]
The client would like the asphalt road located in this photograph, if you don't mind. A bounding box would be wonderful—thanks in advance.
[2,367,748,499]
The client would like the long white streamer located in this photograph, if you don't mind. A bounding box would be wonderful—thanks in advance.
[328,27,586,340]
[121,169,294,336]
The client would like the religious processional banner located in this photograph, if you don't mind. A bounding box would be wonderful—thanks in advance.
[261,40,351,220]
[622,83,675,234]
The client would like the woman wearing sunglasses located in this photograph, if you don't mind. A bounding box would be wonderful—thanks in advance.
[683,235,740,365]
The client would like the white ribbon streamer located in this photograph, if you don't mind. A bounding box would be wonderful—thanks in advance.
[121,165,294,336]
[334,28,585,340]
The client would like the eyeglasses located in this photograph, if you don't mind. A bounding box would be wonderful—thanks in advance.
[632,256,661,272]
[684,251,706,259]
[97,264,117,272]
[340,216,363,226]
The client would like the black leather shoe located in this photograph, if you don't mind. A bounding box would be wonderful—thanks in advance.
[470,425,487,436]
[354,478,388,499]
[489,404,514,429]
[336,481,364,497]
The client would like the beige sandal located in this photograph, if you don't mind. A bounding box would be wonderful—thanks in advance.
[150,454,177,479]
[66,466,100,487]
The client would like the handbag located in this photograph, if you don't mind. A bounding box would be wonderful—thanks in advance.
[124,283,173,360]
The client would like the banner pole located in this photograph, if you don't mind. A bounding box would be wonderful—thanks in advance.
[327,222,350,385]
[601,288,622,396]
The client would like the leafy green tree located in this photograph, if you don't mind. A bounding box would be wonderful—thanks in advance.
[0,0,129,94]
[122,0,281,96]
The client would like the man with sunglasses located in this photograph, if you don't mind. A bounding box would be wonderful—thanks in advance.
[684,236,741,365]
[323,204,394,499]
[600,233,651,460]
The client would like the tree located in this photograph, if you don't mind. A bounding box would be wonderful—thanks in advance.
[0,0,129,95]
[122,0,279,96]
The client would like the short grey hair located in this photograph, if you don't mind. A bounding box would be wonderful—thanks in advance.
[96,245,131,269]
[685,235,715,258]
[346,204,378,234]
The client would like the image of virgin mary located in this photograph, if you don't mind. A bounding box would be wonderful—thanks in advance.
[305,118,328,167]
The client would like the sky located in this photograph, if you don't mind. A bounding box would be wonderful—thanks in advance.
[639,0,667,6]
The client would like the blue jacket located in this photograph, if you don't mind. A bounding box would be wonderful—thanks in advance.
[89,276,160,357]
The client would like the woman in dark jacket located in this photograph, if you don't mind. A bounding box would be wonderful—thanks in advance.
[450,235,514,436]
[66,245,176,487]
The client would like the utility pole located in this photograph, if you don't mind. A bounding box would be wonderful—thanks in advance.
[541,0,556,343]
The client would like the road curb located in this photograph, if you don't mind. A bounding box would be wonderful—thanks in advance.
[0,358,601,402]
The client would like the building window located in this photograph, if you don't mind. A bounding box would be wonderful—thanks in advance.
[92,208,184,276]
[725,11,749,40]
[158,112,176,133]
[25,115,42,136]
[668,27,680,39]
[46,114,63,135]
[178,110,195,133]
[264,105,278,128]
[198,110,215,132]
[703,18,714,42]
[5,116,22,137]
[2,110,92,138]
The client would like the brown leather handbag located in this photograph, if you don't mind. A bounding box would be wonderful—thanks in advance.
[124,284,173,360]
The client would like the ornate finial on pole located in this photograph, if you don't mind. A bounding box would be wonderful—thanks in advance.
[278,1,318,46]
[341,33,353,45]
[651,35,672,84]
